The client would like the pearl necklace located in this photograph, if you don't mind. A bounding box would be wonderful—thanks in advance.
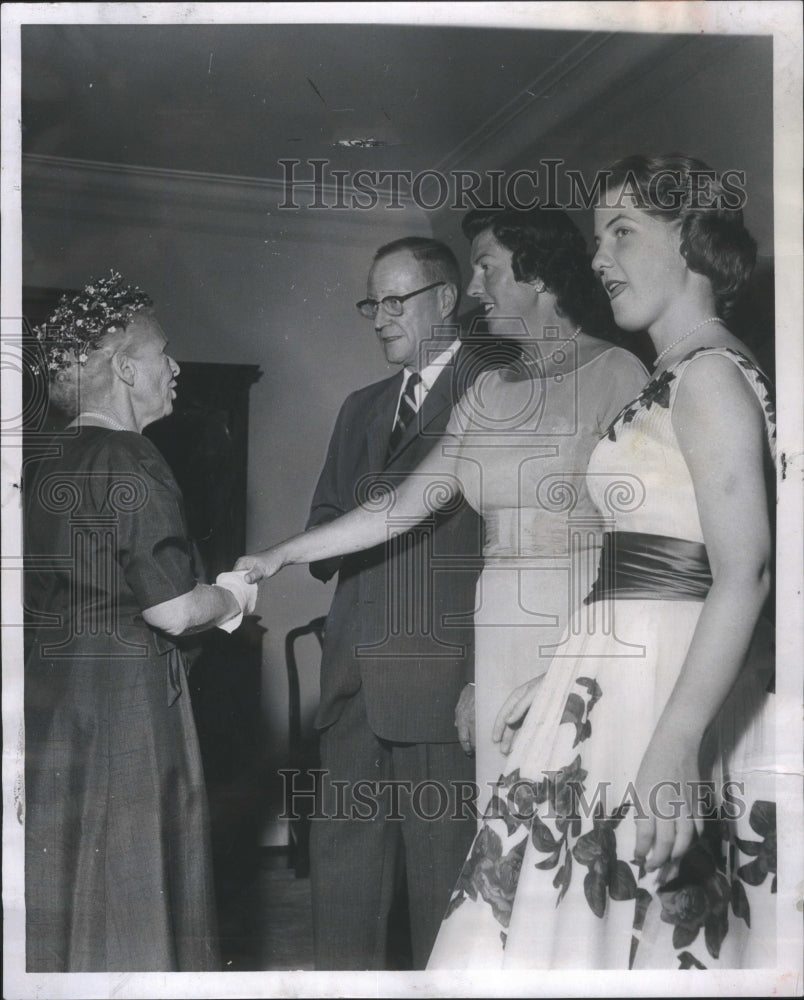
[75,410,131,432]
[653,317,721,368]
[522,326,582,367]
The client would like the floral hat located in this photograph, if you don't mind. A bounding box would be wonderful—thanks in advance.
[31,270,152,377]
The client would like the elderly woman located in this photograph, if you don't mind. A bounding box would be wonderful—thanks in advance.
[24,272,256,972]
[237,207,647,813]
[424,155,777,969]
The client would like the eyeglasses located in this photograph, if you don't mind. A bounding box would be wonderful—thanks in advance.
[356,281,445,319]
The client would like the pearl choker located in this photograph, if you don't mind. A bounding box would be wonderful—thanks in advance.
[653,317,722,368]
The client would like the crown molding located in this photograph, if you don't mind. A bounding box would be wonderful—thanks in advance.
[22,153,293,194]
[21,153,429,240]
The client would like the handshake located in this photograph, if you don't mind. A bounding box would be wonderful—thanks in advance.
[213,569,259,633]
[212,546,287,633]
[233,547,287,584]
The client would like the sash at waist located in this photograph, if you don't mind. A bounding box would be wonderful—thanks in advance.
[484,506,602,558]
[584,531,712,604]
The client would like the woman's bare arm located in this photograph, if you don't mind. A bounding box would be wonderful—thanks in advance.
[236,430,463,583]
[634,354,771,870]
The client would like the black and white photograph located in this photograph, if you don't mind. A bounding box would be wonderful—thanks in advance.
[2,3,802,998]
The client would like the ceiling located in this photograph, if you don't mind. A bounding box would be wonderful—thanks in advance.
[18,19,775,268]
[19,22,737,181]
[12,18,781,400]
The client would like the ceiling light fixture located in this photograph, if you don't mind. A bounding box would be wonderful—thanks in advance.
[333,137,389,148]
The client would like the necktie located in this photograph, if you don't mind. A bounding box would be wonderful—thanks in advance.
[388,372,422,456]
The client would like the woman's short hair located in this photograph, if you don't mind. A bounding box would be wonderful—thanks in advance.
[602,154,757,318]
[462,206,611,334]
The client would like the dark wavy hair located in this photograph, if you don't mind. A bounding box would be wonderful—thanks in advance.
[462,206,612,334]
[602,154,757,318]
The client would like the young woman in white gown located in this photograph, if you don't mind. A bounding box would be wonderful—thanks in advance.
[422,154,777,970]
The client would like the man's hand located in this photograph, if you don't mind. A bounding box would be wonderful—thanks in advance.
[454,683,476,756]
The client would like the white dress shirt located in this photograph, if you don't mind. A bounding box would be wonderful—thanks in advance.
[395,338,461,413]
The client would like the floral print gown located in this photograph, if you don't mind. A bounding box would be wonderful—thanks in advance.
[427,348,777,970]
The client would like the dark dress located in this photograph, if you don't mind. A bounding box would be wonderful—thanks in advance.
[24,427,220,972]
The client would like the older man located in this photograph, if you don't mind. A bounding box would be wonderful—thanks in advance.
[306,237,496,969]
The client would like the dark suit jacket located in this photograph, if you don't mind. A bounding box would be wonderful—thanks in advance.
[307,340,496,743]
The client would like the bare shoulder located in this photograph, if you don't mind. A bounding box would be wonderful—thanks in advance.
[576,333,613,364]
[672,351,768,441]
[677,349,766,400]
[581,339,648,379]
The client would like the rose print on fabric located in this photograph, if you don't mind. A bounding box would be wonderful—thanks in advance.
[606,370,676,442]
[604,348,776,446]
[444,824,527,928]
[657,838,732,958]
[737,800,777,893]
[440,662,776,969]
[572,806,637,918]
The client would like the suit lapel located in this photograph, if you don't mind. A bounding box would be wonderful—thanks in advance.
[385,349,463,465]
[366,373,402,472]
[417,362,455,429]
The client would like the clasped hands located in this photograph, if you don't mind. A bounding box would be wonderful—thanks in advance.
[234,545,287,584]
[209,546,284,632]
[204,546,287,631]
